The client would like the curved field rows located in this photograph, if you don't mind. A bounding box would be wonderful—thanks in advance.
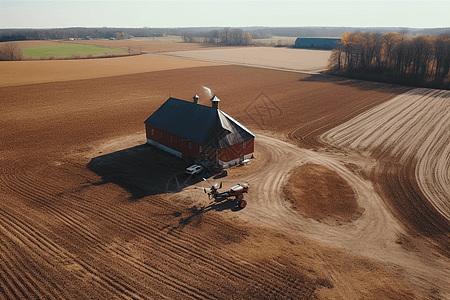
[1,59,444,299]
[195,135,402,255]
[172,135,450,298]
[0,163,321,299]
[321,88,450,223]
[321,88,450,254]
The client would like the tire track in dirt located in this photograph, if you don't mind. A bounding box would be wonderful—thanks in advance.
[0,212,146,300]
[0,174,158,300]
[46,164,321,298]
[184,134,398,254]
[0,231,67,300]
[321,88,450,233]
[289,90,413,149]
[0,239,37,300]
[1,173,214,300]
[240,135,401,252]
[0,208,78,299]
[50,177,258,292]
[319,88,450,297]
[0,167,318,299]
[184,133,450,297]
[55,167,318,299]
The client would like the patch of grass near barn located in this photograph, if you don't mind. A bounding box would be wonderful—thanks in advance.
[21,44,128,58]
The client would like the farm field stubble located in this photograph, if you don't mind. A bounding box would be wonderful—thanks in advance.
[0,55,222,87]
[1,51,447,299]
[11,39,210,53]
[162,47,332,72]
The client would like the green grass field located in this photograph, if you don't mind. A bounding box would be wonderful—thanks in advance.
[22,44,128,58]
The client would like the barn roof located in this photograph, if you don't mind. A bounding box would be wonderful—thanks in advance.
[144,97,255,149]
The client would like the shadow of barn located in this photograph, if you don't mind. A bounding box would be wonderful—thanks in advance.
[87,144,210,200]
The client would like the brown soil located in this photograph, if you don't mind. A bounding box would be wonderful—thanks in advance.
[1,52,448,299]
[11,39,210,53]
[321,88,450,255]
[283,163,363,224]
[163,47,332,72]
[0,55,221,87]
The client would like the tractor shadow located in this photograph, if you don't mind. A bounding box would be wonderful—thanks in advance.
[87,143,213,201]
[174,198,246,230]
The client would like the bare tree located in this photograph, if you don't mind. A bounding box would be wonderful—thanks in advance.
[342,32,363,70]
[433,35,450,82]
[230,28,245,45]
[206,30,219,44]
[362,32,383,68]
[182,31,194,43]
[328,44,343,71]
[393,37,414,76]
[410,35,433,78]
[0,43,23,61]
[382,32,401,68]
[220,27,230,45]
[243,32,252,46]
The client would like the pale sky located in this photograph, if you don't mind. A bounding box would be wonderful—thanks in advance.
[1,1,449,29]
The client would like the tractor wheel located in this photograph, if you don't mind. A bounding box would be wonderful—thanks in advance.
[236,194,244,200]
[237,199,247,209]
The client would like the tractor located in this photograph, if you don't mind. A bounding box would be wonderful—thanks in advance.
[203,178,248,209]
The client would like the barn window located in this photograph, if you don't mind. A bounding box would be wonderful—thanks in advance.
[189,142,192,149]
[170,136,173,142]
[243,141,246,149]
[151,129,154,135]
[199,146,202,152]
[160,133,163,139]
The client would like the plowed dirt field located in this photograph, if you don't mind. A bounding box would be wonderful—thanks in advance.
[0,55,222,87]
[12,39,209,54]
[163,47,331,73]
[1,52,449,299]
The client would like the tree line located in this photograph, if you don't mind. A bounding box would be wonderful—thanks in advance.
[4,26,450,43]
[328,31,450,88]
[183,28,252,45]
[0,28,169,42]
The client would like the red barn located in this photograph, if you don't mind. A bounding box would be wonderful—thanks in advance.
[144,95,255,168]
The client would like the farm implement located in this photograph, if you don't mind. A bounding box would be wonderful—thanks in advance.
[203,178,248,209]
